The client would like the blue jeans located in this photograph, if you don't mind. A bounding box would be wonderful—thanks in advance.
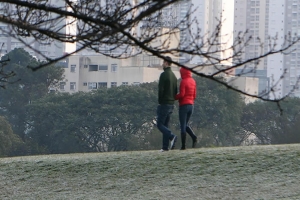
[179,104,197,140]
[156,104,176,150]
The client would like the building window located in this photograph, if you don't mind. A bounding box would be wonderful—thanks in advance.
[111,64,118,72]
[70,82,76,90]
[132,82,140,86]
[98,82,107,88]
[57,61,68,68]
[111,82,117,87]
[59,82,66,90]
[88,82,97,89]
[89,65,98,71]
[122,82,128,86]
[70,65,76,72]
[83,82,87,86]
[99,65,108,71]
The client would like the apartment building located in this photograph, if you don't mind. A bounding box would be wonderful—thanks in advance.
[283,0,300,97]
[58,54,180,93]
[185,0,260,101]
[65,0,292,101]
[191,0,235,66]
[58,1,182,93]
[233,0,300,99]
[232,1,268,98]
[190,0,206,64]
[139,0,192,63]
[173,0,193,62]
[0,0,67,60]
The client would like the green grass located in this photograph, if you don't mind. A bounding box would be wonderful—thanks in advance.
[1,144,300,199]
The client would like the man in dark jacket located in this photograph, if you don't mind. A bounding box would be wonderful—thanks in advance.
[157,56,178,152]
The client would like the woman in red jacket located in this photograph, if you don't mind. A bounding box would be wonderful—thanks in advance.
[175,67,197,150]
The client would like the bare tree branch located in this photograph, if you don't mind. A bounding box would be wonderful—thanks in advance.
[0,0,299,103]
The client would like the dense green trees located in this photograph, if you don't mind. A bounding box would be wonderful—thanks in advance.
[0,48,64,155]
[26,84,158,154]
[192,77,245,147]
[1,49,300,156]
[25,76,247,153]
[0,116,24,157]
[241,98,300,145]
[0,48,64,140]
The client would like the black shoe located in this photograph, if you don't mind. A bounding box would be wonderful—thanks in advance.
[192,138,198,148]
[170,135,177,150]
[180,147,186,150]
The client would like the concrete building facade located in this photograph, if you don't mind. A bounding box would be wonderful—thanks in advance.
[283,0,300,97]
[231,0,270,98]
[232,0,300,99]
[59,54,180,93]
[0,0,67,60]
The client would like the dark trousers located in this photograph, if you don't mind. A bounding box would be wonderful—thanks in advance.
[179,104,197,146]
[156,104,175,150]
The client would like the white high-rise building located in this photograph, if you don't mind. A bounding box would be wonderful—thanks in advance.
[233,0,300,99]
[174,0,193,62]
[140,0,193,63]
[191,0,235,66]
[233,0,271,98]
[189,0,206,64]
[0,0,67,60]
[267,1,285,99]
[282,0,300,98]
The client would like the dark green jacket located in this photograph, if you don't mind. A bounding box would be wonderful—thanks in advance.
[158,67,178,104]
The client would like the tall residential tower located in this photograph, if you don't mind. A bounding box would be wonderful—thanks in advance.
[233,0,300,99]
[0,0,67,60]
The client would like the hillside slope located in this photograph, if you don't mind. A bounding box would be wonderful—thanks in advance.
[1,144,300,199]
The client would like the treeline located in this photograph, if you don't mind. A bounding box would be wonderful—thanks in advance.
[1,49,300,157]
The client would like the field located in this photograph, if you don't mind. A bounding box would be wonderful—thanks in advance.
[1,144,300,199]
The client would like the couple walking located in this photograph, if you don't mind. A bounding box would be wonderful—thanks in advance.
[157,56,197,152]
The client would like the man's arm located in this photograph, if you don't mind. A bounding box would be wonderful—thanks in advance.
[175,80,185,100]
[158,73,165,104]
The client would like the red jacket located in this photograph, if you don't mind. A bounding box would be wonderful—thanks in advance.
[175,67,196,106]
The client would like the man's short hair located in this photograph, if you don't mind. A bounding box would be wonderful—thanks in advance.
[164,56,172,65]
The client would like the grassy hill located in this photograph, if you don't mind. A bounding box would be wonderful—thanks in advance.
[1,144,300,199]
